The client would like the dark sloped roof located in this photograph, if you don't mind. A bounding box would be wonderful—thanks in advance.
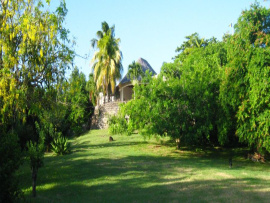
[119,57,157,85]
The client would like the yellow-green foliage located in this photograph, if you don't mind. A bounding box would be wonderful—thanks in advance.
[0,0,74,201]
[0,0,73,127]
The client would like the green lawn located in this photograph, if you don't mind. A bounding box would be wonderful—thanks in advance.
[18,129,270,202]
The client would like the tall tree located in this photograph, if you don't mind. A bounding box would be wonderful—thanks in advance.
[0,0,74,199]
[66,67,92,134]
[91,21,123,103]
[220,2,270,153]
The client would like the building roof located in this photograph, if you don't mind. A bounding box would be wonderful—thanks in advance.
[118,58,157,87]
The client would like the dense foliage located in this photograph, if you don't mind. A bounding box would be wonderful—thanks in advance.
[120,40,227,147]
[0,0,73,199]
[64,67,93,135]
[220,3,270,153]
[108,114,128,135]
[0,0,92,200]
[0,132,22,202]
[113,2,270,153]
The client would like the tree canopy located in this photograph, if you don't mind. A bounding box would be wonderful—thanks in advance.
[112,2,270,154]
[220,2,270,152]
[0,0,92,200]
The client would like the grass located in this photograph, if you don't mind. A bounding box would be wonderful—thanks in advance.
[18,129,270,202]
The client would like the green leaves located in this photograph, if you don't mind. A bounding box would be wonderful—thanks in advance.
[0,0,74,199]
[117,36,229,148]
[108,114,128,135]
[27,140,44,169]
[27,122,45,173]
[91,21,123,97]
[0,132,22,202]
[127,61,144,82]
[66,67,92,135]
[51,133,71,156]
[220,2,270,152]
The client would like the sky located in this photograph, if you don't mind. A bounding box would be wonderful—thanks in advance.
[50,0,269,79]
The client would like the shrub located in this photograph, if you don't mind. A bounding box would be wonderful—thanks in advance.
[0,132,23,202]
[108,115,128,135]
[51,133,71,155]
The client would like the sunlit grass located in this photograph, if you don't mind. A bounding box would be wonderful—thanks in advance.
[18,129,270,202]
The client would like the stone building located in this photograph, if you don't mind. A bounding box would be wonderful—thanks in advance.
[117,57,157,102]
[92,57,156,129]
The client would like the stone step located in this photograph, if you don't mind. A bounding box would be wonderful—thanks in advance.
[91,102,121,129]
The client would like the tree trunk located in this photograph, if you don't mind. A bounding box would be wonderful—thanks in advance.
[177,141,181,150]
[176,138,181,149]
[32,167,38,197]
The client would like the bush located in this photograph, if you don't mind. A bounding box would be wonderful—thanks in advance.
[51,133,71,155]
[0,132,23,202]
[108,115,128,135]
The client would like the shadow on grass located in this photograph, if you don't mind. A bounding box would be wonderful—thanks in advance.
[20,151,270,203]
[18,131,270,202]
[73,141,147,151]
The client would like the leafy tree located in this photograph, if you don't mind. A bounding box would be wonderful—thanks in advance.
[120,75,184,144]
[27,122,45,197]
[175,32,209,59]
[161,61,182,79]
[37,67,92,143]
[91,21,123,102]
[220,2,270,153]
[0,0,74,200]
[66,67,92,135]
[117,38,227,148]
[177,41,228,146]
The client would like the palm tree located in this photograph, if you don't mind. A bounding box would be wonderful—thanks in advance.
[91,21,123,103]
[127,61,144,85]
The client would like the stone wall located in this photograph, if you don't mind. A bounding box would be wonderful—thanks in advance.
[91,101,120,129]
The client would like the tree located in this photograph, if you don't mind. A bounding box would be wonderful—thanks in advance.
[117,37,227,148]
[0,0,74,200]
[91,21,123,103]
[127,60,144,84]
[175,32,209,59]
[66,67,92,134]
[220,2,270,153]
[27,122,44,197]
